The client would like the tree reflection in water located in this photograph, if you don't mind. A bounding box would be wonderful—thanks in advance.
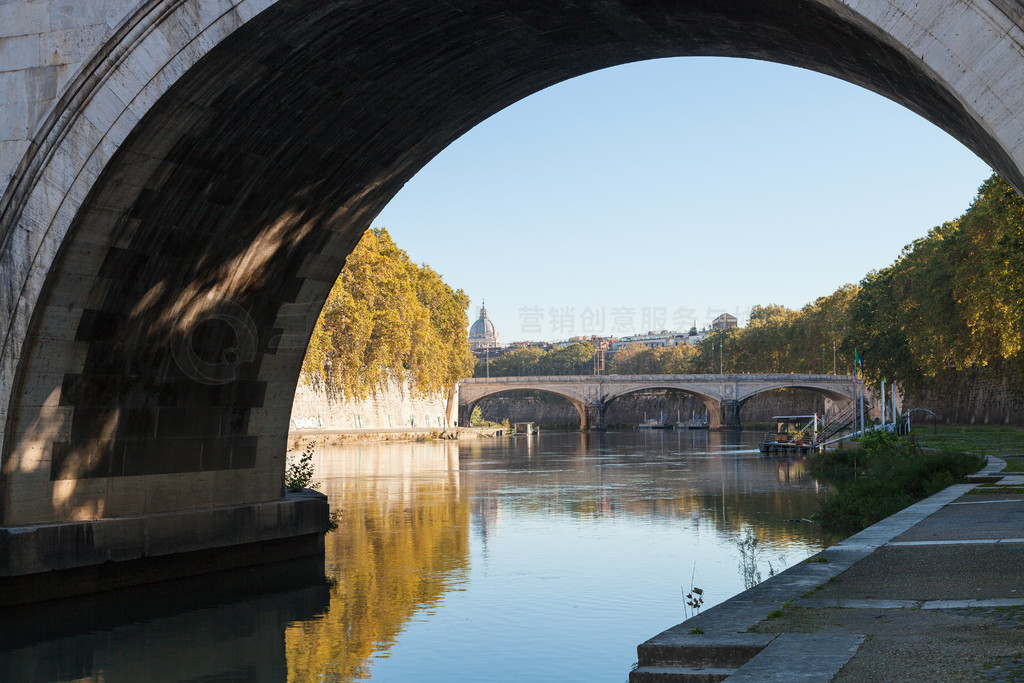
[286,441,469,681]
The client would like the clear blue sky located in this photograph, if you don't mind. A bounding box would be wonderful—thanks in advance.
[374,57,992,344]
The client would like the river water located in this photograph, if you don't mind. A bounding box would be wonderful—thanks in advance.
[0,430,831,682]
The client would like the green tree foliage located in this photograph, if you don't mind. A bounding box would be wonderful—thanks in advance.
[848,174,1024,391]
[476,342,595,376]
[470,173,1024,392]
[539,343,595,375]
[301,228,475,399]
[475,345,545,377]
[607,343,698,374]
[730,173,1024,391]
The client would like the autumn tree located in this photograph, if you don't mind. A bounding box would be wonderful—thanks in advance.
[301,228,475,400]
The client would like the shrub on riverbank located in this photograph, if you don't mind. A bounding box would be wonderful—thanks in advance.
[809,432,985,535]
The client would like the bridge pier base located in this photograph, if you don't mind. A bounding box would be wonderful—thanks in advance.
[721,399,742,430]
[583,402,606,431]
[0,491,329,607]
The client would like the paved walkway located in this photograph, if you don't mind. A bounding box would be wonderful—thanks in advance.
[631,456,1024,682]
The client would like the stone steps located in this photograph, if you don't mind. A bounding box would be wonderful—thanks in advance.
[629,665,735,682]
[629,632,773,682]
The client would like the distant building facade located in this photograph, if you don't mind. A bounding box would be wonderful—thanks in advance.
[467,305,734,366]
[609,328,716,352]
[711,313,738,331]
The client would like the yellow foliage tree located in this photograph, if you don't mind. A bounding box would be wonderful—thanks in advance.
[301,228,475,400]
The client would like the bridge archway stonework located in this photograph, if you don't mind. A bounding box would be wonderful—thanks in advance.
[460,375,856,430]
[0,0,1022,587]
[460,387,592,431]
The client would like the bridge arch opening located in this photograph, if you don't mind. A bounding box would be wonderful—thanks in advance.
[2,0,1024,526]
[603,388,718,429]
[464,390,583,431]
[738,387,854,427]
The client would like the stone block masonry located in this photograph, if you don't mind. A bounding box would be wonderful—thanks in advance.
[0,0,139,189]
[290,377,455,432]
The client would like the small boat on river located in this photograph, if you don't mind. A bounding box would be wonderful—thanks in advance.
[759,415,821,455]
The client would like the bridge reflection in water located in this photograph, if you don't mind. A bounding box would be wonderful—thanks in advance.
[0,433,829,681]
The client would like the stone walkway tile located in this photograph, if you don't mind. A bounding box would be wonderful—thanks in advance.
[797,598,920,609]
[724,633,865,682]
[922,598,1024,609]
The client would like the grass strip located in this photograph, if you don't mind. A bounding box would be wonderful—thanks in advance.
[909,425,1024,457]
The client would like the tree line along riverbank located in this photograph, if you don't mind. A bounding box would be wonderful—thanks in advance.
[471,173,1024,424]
[299,174,1024,427]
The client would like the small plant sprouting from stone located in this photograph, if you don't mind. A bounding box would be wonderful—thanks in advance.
[738,528,763,589]
[286,441,321,492]
[689,626,704,635]
[684,586,704,618]
[737,528,788,588]
[682,564,705,620]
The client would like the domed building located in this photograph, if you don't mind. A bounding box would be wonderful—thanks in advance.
[468,302,500,351]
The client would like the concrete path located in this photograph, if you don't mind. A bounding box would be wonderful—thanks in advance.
[631,456,1024,682]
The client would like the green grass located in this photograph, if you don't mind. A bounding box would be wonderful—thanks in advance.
[965,485,1024,495]
[1002,458,1024,473]
[909,424,1024,457]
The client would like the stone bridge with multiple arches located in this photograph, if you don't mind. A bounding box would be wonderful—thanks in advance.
[2,0,1024,594]
[459,374,857,430]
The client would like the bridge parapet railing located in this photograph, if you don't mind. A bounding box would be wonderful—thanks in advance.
[460,373,855,383]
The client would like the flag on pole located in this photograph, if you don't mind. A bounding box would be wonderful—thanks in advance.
[854,349,863,381]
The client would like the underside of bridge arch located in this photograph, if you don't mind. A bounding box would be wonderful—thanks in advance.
[738,386,852,424]
[736,385,856,431]
[2,0,1021,526]
[603,387,719,428]
[461,390,584,430]
[740,385,855,406]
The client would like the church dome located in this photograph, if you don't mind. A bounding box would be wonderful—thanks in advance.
[468,303,500,350]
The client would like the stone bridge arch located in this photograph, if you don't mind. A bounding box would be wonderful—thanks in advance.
[735,382,856,404]
[0,0,1023,584]
[735,382,857,430]
[459,387,590,430]
[602,384,722,428]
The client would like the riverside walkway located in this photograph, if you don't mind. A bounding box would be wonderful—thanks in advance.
[631,456,1024,682]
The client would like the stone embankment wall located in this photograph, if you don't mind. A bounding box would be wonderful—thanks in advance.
[474,389,828,428]
[910,372,1024,425]
[290,378,453,431]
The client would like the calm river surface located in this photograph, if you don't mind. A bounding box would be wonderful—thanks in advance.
[0,430,832,682]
